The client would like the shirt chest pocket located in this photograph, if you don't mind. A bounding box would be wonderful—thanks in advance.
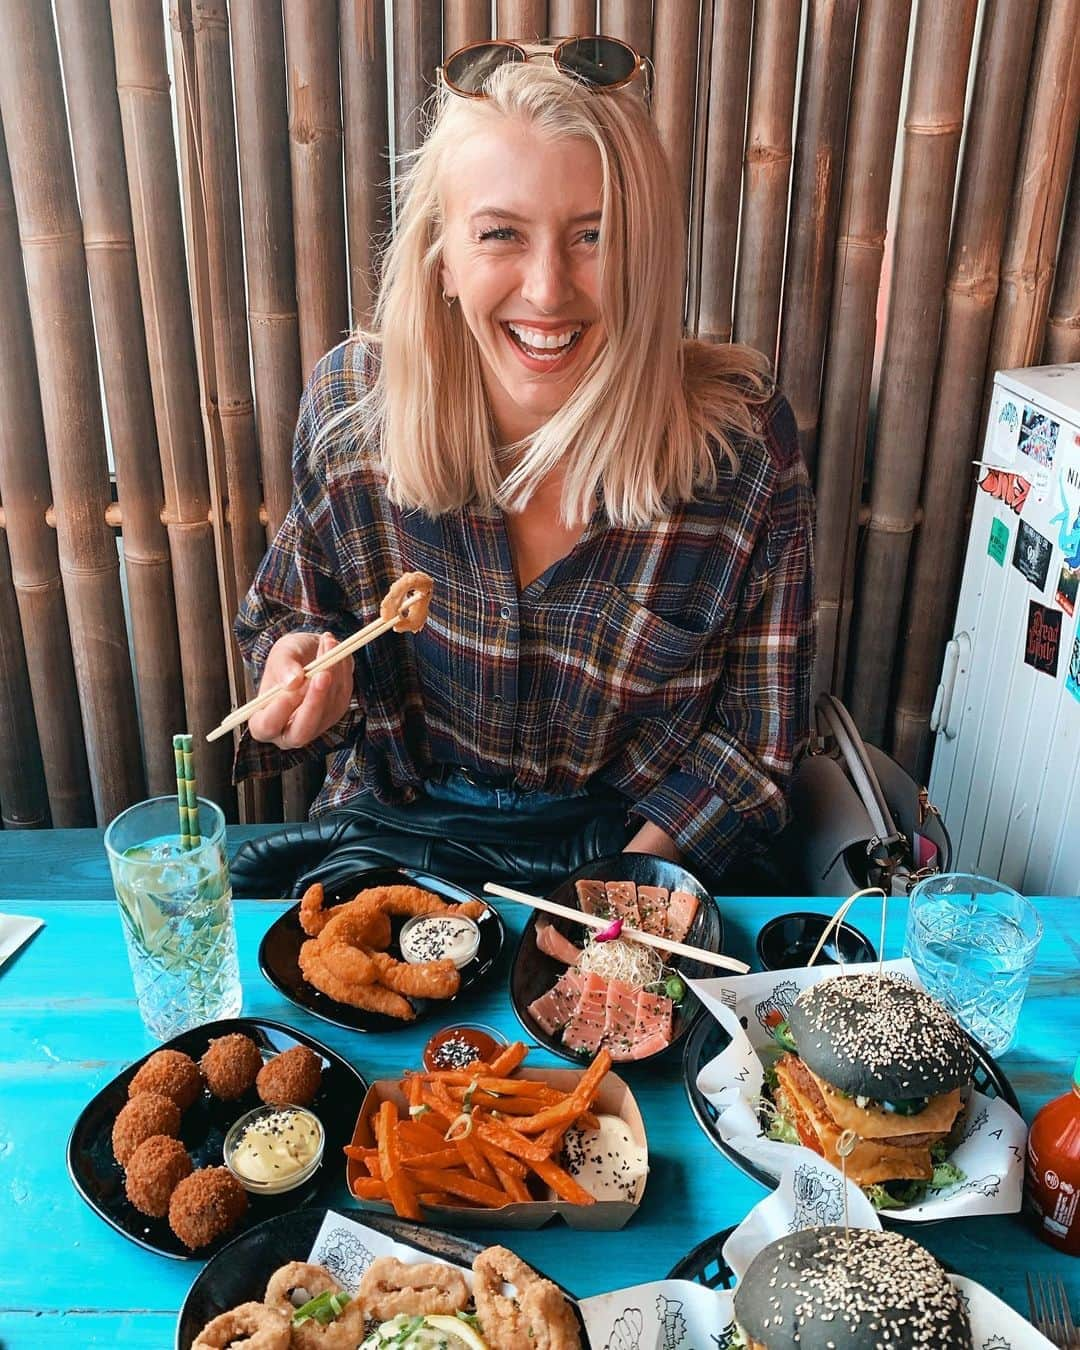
[534,582,726,720]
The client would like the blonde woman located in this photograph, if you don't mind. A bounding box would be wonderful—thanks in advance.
[235,38,814,888]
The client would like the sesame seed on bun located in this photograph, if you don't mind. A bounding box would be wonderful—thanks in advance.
[788,974,974,1102]
[733,1227,972,1349]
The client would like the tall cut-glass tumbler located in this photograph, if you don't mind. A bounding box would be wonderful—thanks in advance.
[104,795,241,1040]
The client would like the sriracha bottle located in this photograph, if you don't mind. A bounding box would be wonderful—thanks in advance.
[1025,1054,1080,1255]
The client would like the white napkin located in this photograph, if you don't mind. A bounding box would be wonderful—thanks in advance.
[0,913,43,970]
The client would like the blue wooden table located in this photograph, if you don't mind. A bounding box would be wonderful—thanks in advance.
[0,826,1076,1346]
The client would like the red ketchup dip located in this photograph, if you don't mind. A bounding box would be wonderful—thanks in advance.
[422,1024,506,1073]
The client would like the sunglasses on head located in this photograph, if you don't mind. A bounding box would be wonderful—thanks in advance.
[439,35,649,100]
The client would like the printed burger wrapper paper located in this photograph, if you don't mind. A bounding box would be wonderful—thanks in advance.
[687,957,1027,1221]
[305,1189,1052,1350]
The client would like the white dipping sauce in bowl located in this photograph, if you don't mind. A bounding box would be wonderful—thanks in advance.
[399,914,481,968]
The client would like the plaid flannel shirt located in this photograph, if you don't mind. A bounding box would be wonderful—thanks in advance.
[235,338,815,879]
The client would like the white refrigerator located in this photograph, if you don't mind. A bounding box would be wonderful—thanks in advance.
[928,362,1080,896]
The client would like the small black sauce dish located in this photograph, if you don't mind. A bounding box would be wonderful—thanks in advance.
[755,911,877,971]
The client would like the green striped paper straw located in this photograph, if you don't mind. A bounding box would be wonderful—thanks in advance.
[173,733,200,849]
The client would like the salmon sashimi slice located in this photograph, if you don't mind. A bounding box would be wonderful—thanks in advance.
[604,880,640,927]
[527,968,585,1036]
[535,916,582,966]
[561,971,608,1054]
[667,889,701,943]
[634,884,670,938]
[575,879,609,917]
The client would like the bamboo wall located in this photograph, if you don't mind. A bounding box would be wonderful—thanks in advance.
[0,0,1077,829]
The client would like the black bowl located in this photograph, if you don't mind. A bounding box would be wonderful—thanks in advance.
[66,1017,367,1260]
[509,852,723,1066]
[176,1206,591,1349]
[666,1225,739,1287]
[259,864,505,1032]
[755,911,876,971]
[681,1008,1021,1219]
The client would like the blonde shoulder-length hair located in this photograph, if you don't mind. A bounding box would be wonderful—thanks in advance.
[338,59,772,527]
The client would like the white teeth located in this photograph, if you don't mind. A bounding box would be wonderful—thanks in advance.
[507,323,582,351]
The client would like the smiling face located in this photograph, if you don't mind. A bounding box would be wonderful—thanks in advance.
[439,119,606,445]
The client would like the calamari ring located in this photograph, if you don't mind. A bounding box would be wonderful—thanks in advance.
[358,1256,470,1321]
[192,1301,291,1350]
[473,1247,581,1350]
[263,1262,367,1350]
[298,942,415,1019]
[369,950,461,999]
[380,571,433,633]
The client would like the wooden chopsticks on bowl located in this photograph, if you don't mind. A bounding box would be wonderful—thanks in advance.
[483,882,750,974]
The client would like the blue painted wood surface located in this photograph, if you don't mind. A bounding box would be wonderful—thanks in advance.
[0,827,1076,1346]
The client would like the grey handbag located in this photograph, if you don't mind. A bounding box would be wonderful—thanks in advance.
[789,694,952,896]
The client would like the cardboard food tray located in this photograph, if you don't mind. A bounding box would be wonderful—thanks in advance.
[345,1067,647,1230]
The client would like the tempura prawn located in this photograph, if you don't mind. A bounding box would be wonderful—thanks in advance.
[298,941,415,1019]
[369,949,461,999]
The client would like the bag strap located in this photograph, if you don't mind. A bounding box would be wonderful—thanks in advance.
[814,694,902,848]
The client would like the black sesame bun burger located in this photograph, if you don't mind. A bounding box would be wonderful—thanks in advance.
[771,974,973,1193]
[732,1227,972,1349]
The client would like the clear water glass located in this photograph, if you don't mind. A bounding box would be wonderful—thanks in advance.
[104,795,241,1040]
[904,873,1043,1056]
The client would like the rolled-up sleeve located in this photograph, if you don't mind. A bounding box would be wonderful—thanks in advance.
[629,434,816,878]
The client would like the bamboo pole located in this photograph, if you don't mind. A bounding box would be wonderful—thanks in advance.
[0,0,144,822]
[444,0,490,53]
[812,0,912,700]
[230,0,300,538]
[892,0,1039,778]
[0,126,93,826]
[776,0,859,476]
[1044,138,1080,366]
[847,0,978,746]
[172,0,273,824]
[0,525,49,828]
[54,0,186,799]
[600,0,652,61]
[548,1,593,35]
[984,0,1080,386]
[189,0,269,603]
[284,0,350,380]
[340,0,391,327]
[111,0,236,816]
[685,0,714,331]
[696,0,752,344]
[497,1,547,38]
[733,0,800,361]
[231,0,314,821]
[393,1,442,158]
[650,0,699,275]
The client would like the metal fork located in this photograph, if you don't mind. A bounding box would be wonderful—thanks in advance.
[1027,1272,1079,1347]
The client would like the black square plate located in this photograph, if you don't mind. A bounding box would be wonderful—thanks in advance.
[175,1207,590,1349]
[509,852,723,1066]
[259,865,505,1032]
[66,1017,367,1260]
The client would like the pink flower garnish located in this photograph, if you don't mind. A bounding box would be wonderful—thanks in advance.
[595,917,623,942]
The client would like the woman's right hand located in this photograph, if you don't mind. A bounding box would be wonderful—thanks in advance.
[247,632,353,750]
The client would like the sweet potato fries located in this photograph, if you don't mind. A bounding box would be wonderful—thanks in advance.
[345,1043,613,1216]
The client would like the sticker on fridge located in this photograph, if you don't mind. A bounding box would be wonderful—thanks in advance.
[978,467,1030,515]
[1066,634,1080,706]
[1057,560,1079,617]
[987,517,1010,567]
[1024,602,1062,677]
[992,397,1020,463]
[1012,519,1053,591]
[1018,405,1060,469]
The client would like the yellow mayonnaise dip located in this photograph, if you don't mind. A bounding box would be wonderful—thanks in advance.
[230,1107,323,1187]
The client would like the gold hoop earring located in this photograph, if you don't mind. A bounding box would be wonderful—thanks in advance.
[442,291,457,308]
